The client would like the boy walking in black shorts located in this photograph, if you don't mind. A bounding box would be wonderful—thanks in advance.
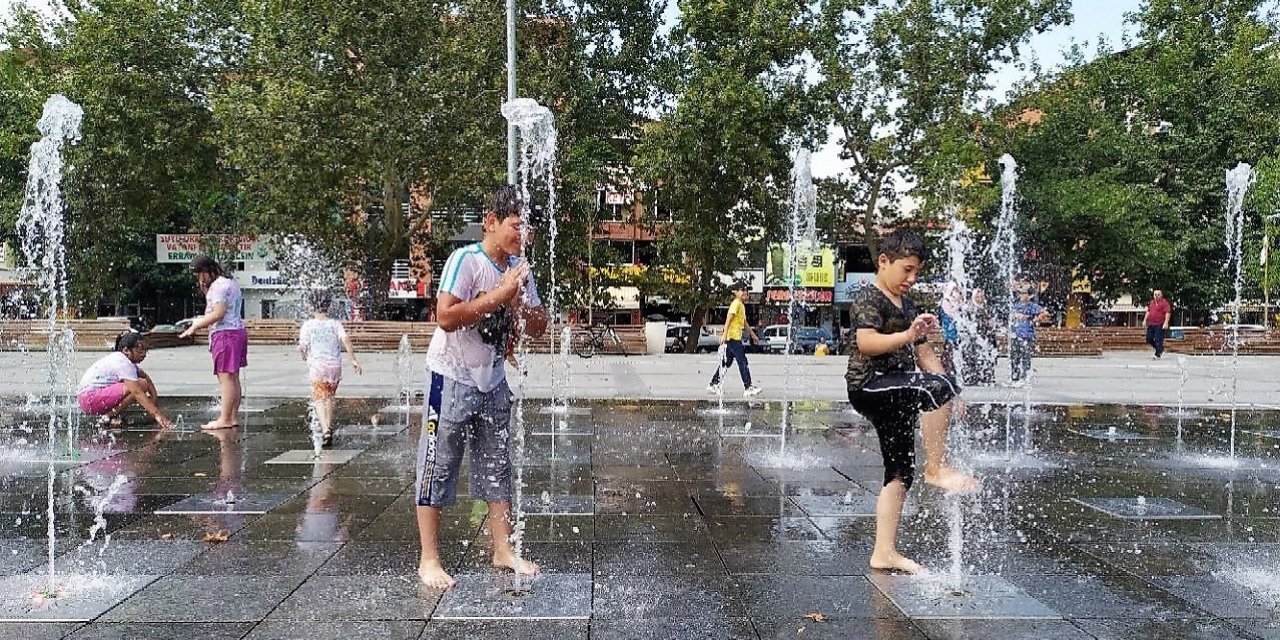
[846,229,978,574]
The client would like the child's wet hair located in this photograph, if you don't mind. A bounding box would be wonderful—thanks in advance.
[306,289,333,313]
[114,330,144,352]
[878,229,929,264]
[190,255,224,277]
[487,185,523,221]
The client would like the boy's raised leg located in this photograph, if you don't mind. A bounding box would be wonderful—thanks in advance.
[486,501,540,575]
[416,505,456,588]
[920,401,979,493]
[869,479,922,573]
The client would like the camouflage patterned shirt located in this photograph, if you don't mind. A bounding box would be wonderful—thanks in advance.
[844,284,926,390]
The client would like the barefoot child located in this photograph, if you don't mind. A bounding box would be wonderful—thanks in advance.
[845,229,978,574]
[416,186,548,589]
[298,290,362,447]
[77,331,174,429]
[180,255,247,430]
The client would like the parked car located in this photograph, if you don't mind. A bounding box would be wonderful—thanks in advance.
[760,324,832,354]
[665,323,720,353]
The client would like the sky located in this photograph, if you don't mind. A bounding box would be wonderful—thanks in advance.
[2,0,1140,178]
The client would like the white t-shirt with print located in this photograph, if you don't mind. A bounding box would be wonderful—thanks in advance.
[299,318,347,366]
[205,276,244,333]
[78,352,139,393]
[425,243,542,392]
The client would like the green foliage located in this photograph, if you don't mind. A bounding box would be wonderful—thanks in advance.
[1,0,234,312]
[814,0,1070,253]
[983,0,1280,312]
[633,0,821,339]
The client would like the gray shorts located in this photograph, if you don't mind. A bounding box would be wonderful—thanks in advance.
[415,371,514,508]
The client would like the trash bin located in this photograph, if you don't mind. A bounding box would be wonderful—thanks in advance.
[644,314,667,355]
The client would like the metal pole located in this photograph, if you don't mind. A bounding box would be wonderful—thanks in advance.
[506,0,517,185]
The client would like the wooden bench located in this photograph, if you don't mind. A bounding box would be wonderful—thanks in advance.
[0,319,133,351]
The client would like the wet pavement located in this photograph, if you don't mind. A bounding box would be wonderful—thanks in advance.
[1,396,1279,639]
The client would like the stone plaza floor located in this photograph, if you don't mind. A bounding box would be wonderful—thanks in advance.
[2,395,1280,639]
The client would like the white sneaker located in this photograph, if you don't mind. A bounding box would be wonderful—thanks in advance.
[706,384,722,395]
[1009,379,1025,388]
[743,386,763,397]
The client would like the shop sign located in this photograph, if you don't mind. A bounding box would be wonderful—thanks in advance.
[155,234,270,263]
[835,272,876,304]
[766,288,834,305]
[765,242,836,288]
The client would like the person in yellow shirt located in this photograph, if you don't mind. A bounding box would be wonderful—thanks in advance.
[814,337,830,357]
[707,283,762,397]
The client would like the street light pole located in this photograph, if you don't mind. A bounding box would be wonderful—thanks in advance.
[506,0,517,185]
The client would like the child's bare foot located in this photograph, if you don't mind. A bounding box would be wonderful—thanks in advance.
[201,420,236,431]
[924,466,980,494]
[418,558,456,589]
[869,551,924,574]
[492,551,540,576]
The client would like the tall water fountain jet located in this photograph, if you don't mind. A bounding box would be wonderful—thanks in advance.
[17,95,84,586]
[780,149,818,454]
[1224,162,1255,460]
[501,98,558,558]
[992,155,1028,454]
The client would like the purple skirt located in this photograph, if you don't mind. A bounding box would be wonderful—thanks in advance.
[210,328,248,375]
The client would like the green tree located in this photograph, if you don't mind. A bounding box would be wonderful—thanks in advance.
[815,0,1070,255]
[986,0,1280,313]
[1,1,234,317]
[633,0,821,347]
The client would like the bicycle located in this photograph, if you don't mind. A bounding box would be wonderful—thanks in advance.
[571,323,630,358]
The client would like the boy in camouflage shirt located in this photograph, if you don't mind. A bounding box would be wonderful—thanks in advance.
[846,229,978,573]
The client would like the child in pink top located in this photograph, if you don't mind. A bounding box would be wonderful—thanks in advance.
[77,332,173,429]
[180,255,247,430]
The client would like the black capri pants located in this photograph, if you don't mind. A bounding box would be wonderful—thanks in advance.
[847,371,960,490]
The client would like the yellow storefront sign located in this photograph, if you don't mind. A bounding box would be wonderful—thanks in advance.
[765,242,836,288]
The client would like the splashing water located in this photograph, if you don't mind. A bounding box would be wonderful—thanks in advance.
[17,95,83,588]
[1224,163,1255,460]
[501,98,558,560]
[396,334,414,406]
[781,149,819,456]
[1176,355,1190,449]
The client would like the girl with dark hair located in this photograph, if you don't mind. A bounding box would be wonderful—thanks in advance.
[76,332,173,428]
[180,254,247,430]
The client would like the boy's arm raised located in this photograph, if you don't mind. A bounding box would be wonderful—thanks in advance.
[856,314,936,357]
[436,262,526,331]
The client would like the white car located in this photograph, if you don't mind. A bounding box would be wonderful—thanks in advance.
[665,323,720,353]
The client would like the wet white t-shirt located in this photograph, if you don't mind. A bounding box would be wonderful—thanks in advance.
[425,243,541,392]
[205,276,244,333]
[299,318,346,366]
[77,352,139,393]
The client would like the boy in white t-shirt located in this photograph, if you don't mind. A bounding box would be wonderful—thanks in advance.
[298,290,362,447]
[415,186,548,590]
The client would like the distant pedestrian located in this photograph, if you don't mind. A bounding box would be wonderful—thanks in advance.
[707,283,762,397]
[180,255,246,430]
[938,283,962,374]
[1144,289,1172,359]
[1009,287,1049,387]
[814,336,830,357]
[298,290,362,447]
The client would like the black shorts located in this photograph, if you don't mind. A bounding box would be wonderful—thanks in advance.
[847,372,960,490]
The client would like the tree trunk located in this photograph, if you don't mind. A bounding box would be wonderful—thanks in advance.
[861,170,890,257]
[687,305,707,354]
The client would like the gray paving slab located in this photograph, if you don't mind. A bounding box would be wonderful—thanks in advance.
[868,574,1060,620]
[245,621,425,640]
[432,573,591,620]
[100,575,304,622]
[0,574,157,622]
